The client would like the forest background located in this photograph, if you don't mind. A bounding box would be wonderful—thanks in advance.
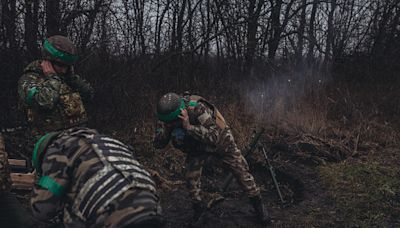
[1,0,399,226]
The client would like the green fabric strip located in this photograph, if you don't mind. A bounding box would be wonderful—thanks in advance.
[43,39,78,64]
[38,176,65,197]
[157,99,185,122]
[189,100,198,107]
[32,133,49,174]
[26,87,37,105]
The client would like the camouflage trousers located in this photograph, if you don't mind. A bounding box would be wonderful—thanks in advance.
[185,129,260,202]
[64,188,164,228]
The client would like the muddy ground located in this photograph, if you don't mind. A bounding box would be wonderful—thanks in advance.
[4,82,400,228]
[6,125,400,228]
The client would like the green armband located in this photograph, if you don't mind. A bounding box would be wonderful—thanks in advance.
[26,87,38,105]
[189,100,198,107]
[38,176,65,197]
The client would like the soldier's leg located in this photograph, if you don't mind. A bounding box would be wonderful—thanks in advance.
[185,154,206,202]
[219,130,259,197]
[219,129,270,224]
[221,146,260,197]
[185,154,207,217]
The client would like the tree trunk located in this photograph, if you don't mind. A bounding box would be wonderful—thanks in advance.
[323,0,337,73]
[80,0,105,53]
[306,0,319,66]
[268,0,283,60]
[245,0,264,72]
[296,0,307,70]
[46,0,61,36]
[2,0,17,50]
[24,0,40,59]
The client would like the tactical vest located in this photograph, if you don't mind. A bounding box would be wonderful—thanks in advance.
[185,95,227,130]
[34,129,156,222]
[24,61,88,135]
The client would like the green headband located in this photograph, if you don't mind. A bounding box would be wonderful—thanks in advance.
[157,99,186,122]
[43,39,78,64]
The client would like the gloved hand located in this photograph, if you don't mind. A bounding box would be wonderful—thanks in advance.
[171,128,185,141]
[179,108,192,130]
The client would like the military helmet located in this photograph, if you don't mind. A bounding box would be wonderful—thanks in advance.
[157,93,185,123]
[42,35,78,65]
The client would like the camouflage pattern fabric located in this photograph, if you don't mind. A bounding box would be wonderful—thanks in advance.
[18,60,93,137]
[0,134,34,228]
[0,133,11,191]
[31,127,163,228]
[154,97,260,203]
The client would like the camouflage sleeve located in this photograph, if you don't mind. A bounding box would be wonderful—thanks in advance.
[65,74,94,102]
[31,140,70,225]
[153,121,172,149]
[18,72,62,110]
[185,102,219,145]
[0,133,11,191]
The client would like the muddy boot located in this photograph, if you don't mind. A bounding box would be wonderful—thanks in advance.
[249,195,271,225]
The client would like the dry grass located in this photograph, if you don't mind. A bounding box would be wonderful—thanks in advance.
[320,161,400,226]
[79,58,400,226]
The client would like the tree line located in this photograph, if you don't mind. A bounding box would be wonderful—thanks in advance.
[1,0,399,72]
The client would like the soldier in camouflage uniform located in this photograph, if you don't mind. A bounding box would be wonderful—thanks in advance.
[18,35,93,138]
[0,133,33,227]
[0,133,11,193]
[31,127,164,227]
[153,92,270,224]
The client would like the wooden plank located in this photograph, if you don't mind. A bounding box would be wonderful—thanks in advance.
[0,133,4,153]
[10,173,35,190]
[8,159,27,167]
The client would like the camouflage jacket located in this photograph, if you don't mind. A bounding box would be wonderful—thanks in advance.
[18,60,94,136]
[153,95,227,154]
[31,127,159,227]
[0,133,11,192]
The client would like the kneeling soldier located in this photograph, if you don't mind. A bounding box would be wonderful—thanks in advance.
[31,127,164,228]
[153,92,270,224]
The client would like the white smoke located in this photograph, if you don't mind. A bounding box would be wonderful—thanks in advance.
[243,70,328,125]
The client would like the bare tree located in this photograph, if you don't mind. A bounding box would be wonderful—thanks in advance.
[24,0,40,58]
[46,0,61,36]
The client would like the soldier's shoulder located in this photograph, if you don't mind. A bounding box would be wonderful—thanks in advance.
[190,100,211,117]
[23,60,43,75]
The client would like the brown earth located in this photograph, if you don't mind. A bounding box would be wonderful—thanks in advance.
[4,79,400,228]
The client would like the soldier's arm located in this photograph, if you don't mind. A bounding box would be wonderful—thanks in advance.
[65,74,94,101]
[153,121,172,149]
[31,142,70,225]
[185,102,219,145]
[18,72,62,110]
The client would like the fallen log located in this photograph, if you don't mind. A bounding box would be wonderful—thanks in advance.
[10,172,35,190]
[8,159,26,167]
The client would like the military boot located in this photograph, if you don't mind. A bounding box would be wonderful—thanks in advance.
[249,195,271,225]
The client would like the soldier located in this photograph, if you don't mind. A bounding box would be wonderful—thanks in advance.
[31,127,164,227]
[18,35,93,138]
[153,92,271,224]
[0,133,33,228]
